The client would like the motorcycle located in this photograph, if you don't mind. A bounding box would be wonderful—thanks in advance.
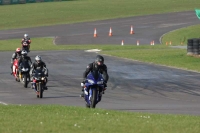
[18,62,30,88]
[81,71,105,108]
[31,69,47,98]
[22,42,30,52]
[12,59,20,82]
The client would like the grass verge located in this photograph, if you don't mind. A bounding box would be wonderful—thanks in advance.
[161,24,200,45]
[0,105,200,133]
[0,0,199,30]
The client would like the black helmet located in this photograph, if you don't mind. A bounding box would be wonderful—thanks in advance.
[95,55,104,65]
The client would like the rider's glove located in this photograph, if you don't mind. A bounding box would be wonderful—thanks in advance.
[81,82,85,87]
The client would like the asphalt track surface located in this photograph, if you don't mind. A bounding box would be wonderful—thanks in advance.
[1,11,200,115]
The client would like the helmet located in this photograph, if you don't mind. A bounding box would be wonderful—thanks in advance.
[16,48,21,53]
[21,50,27,57]
[95,55,104,66]
[35,55,42,63]
[24,34,29,39]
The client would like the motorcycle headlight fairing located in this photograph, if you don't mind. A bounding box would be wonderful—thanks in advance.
[88,79,94,84]
[97,81,104,85]
[22,68,29,72]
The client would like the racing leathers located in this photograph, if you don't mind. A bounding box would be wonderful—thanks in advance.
[82,62,109,93]
[10,52,21,74]
[21,38,31,51]
[30,61,48,90]
[17,56,32,77]
[83,62,109,84]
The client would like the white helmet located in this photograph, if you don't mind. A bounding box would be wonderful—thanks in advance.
[24,34,29,39]
[35,55,42,63]
[21,50,27,57]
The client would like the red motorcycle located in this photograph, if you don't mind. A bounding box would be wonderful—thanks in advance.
[12,59,20,82]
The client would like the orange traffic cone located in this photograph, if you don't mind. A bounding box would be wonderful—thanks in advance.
[166,42,168,46]
[109,27,112,36]
[130,25,134,34]
[121,40,124,46]
[94,28,97,37]
[137,40,139,46]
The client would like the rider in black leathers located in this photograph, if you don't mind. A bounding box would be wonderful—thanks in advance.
[21,34,31,52]
[30,55,48,90]
[80,55,109,97]
[17,50,32,76]
[10,48,22,75]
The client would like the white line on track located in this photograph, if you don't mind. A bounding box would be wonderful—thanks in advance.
[0,101,8,105]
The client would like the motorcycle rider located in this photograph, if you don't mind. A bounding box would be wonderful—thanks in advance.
[30,55,48,90]
[17,50,32,77]
[80,55,109,97]
[10,48,22,75]
[21,34,31,52]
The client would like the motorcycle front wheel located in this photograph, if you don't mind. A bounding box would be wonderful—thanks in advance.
[39,82,43,98]
[23,74,28,88]
[90,89,97,108]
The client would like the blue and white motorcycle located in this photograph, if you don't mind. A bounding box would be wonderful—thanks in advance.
[81,71,105,108]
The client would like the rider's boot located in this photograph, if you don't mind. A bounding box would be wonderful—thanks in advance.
[85,103,90,108]
[44,86,48,90]
[43,81,48,90]
[10,65,13,75]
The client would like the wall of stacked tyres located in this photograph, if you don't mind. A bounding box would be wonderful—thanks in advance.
[0,0,61,5]
[187,38,200,55]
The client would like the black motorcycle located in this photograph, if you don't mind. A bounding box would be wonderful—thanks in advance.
[18,62,30,88]
[32,69,47,98]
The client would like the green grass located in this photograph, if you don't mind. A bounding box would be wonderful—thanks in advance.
[0,105,200,133]
[161,24,200,45]
[101,46,200,72]
[0,0,200,30]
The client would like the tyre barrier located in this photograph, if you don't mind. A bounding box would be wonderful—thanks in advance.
[187,39,193,55]
[193,38,199,55]
[187,38,200,55]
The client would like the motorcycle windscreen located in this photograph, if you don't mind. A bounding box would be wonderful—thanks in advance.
[20,61,30,68]
[87,70,103,82]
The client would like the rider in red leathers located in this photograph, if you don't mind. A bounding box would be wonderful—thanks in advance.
[10,48,22,75]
